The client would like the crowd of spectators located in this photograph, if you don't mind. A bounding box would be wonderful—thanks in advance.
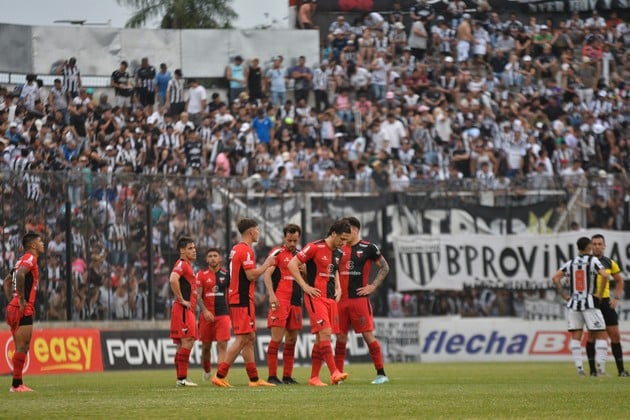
[1,1,630,322]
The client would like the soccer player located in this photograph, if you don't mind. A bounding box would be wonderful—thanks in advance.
[197,248,231,381]
[551,236,610,376]
[287,219,351,387]
[5,232,45,392]
[212,218,277,388]
[336,217,390,384]
[169,237,198,387]
[586,234,629,376]
[263,224,304,385]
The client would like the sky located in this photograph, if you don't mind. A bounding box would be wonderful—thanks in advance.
[0,0,290,29]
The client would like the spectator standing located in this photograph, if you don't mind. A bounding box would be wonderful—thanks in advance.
[247,57,263,104]
[166,69,185,117]
[266,57,288,107]
[291,56,313,104]
[57,57,82,101]
[134,57,157,108]
[226,55,247,105]
[111,61,134,110]
[155,63,171,106]
[186,79,207,129]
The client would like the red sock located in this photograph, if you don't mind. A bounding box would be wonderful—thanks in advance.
[368,340,384,371]
[283,342,296,378]
[175,348,191,380]
[267,340,280,377]
[335,341,347,372]
[319,340,337,374]
[12,352,26,381]
[246,362,259,382]
[311,343,322,378]
[202,359,211,373]
[217,362,231,378]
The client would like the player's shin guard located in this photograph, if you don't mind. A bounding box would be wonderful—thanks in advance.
[283,342,296,379]
[368,340,385,375]
[310,343,322,378]
[267,340,280,378]
[175,348,191,380]
[319,340,337,374]
[12,352,26,387]
[595,339,608,373]
[246,362,259,382]
[611,342,626,373]
[570,339,583,372]
[334,341,346,372]
[586,341,596,374]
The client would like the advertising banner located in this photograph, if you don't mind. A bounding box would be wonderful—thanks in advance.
[100,327,372,370]
[393,229,630,291]
[0,329,103,375]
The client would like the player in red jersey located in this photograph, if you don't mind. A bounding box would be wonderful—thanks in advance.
[263,224,304,385]
[5,232,45,392]
[287,219,351,387]
[336,217,390,384]
[212,218,277,388]
[197,247,231,381]
[169,237,198,387]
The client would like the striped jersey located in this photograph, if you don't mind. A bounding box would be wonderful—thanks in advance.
[558,254,605,311]
[62,64,81,93]
[167,78,185,104]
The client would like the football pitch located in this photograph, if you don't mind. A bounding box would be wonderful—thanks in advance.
[5,362,629,419]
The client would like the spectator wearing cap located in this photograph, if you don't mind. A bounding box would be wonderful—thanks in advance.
[155,63,171,106]
[432,16,455,57]
[166,69,185,117]
[290,55,313,104]
[408,14,428,61]
[331,28,349,63]
[266,56,288,107]
[226,55,247,106]
[456,13,474,63]
[389,21,408,56]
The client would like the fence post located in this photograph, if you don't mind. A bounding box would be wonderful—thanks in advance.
[146,197,154,320]
[65,200,72,321]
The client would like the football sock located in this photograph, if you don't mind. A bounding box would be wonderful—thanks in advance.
[216,362,230,379]
[246,362,259,382]
[319,340,337,374]
[175,348,191,380]
[311,342,322,378]
[570,339,583,371]
[586,341,596,374]
[283,342,296,378]
[267,340,280,378]
[12,352,26,387]
[611,342,625,373]
[368,340,385,373]
[334,340,346,372]
[595,339,608,373]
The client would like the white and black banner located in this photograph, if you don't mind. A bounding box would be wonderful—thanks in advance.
[393,230,630,291]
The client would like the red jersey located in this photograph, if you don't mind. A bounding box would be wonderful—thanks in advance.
[269,246,302,306]
[296,239,343,299]
[9,252,39,316]
[339,240,382,300]
[228,242,257,307]
[196,267,230,316]
[171,258,197,309]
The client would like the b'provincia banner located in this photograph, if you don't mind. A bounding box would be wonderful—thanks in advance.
[393,230,630,291]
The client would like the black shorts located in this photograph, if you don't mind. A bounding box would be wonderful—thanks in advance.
[600,298,619,326]
[137,88,155,106]
[19,315,33,326]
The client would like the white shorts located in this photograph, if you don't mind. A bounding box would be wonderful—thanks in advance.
[567,308,605,331]
[457,40,470,62]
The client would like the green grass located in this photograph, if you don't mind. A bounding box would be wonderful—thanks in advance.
[5,363,630,419]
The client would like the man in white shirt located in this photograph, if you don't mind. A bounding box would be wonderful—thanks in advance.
[186,78,207,128]
[380,113,407,159]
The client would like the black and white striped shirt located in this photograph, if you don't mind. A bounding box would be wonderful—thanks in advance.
[559,254,605,311]
[167,78,185,104]
[63,65,81,94]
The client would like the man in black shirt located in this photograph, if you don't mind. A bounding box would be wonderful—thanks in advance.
[111,61,133,110]
[135,57,156,108]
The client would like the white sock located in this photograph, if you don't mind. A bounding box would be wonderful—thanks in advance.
[595,339,608,373]
[570,339,583,371]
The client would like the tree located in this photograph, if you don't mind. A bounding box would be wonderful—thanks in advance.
[117,0,237,29]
